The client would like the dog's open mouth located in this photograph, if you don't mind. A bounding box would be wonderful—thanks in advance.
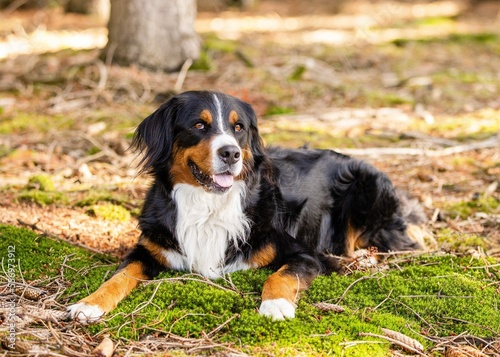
[189,161,233,193]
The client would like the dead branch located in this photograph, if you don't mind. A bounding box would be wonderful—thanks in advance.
[336,136,499,158]
[148,274,241,294]
[94,59,108,93]
[207,313,240,338]
[339,340,385,348]
[388,297,436,333]
[400,130,460,147]
[174,58,193,93]
[336,273,380,304]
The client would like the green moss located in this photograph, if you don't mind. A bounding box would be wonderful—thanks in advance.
[289,65,307,81]
[75,189,128,207]
[3,224,498,355]
[409,109,500,141]
[87,203,131,222]
[203,35,238,53]
[0,112,71,134]
[448,32,499,44]
[413,16,456,27]
[0,224,115,296]
[17,190,69,206]
[191,50,214,71]
[17,174,68,205]
[392,32,499,47]
[27,174,55,192]
[365,90,414,106]
[87,146,101,156]
[264,106,295,116]
[436,228,487,251]
[86,255,498,355]
[444,196,499,219]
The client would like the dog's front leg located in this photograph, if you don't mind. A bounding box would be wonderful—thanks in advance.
[67,241,168,324]
[259,258,321,320]
[67,260,148,323]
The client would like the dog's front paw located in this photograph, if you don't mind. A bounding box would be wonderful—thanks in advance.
[259,298,296,320]
[67,302,105,324]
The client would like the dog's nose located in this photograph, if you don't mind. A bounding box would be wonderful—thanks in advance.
[217,145,241,165]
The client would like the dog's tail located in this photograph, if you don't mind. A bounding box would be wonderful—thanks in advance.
[397,190,436,251]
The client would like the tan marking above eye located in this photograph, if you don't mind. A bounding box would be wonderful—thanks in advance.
[229,110,239,125]
[200,109,213,124]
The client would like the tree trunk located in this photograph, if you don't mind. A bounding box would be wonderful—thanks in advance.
[105,0,200,72]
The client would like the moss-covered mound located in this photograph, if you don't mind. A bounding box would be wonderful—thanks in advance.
[1,224,498,356]
[0,224,117,298]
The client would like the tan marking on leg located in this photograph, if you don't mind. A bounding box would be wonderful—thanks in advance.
[262,265,308,303]
[79,262,147,314]
[248,244,276,268]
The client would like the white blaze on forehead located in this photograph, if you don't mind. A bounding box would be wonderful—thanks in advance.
[212,93,225,133]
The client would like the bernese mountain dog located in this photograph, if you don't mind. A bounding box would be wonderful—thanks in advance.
[68,90,425,323]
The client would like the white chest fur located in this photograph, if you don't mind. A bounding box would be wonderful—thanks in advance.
[171,182,250,279]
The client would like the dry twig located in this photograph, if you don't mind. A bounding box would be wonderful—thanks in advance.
[337,136,499,158]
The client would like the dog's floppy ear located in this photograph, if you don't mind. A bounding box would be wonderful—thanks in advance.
[239,100,267,165]
[131,97,178,174]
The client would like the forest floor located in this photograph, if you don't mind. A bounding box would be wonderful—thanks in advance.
[0,0,499,356]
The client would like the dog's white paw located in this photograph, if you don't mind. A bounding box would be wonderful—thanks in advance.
[67,302,104,324]
[259,298,296,320]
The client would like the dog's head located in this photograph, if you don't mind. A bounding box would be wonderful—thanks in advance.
[132,91,266,193]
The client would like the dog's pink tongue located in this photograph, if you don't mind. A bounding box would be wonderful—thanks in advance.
[213,174,234,188]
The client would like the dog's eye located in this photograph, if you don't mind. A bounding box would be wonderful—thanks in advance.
[234,123,244,132]
[194,122,205,130]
